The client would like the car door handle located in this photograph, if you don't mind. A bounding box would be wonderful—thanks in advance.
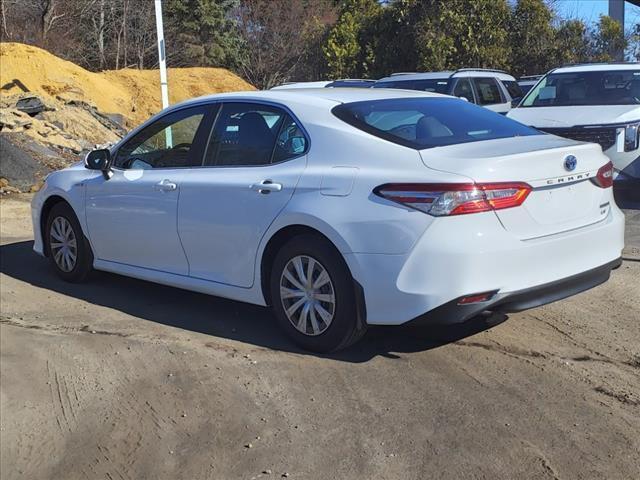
[250,180,282,194]
[154,179,177,192]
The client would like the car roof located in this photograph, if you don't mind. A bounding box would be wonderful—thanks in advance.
[377,70,516,82]
[172,88,442,112]
[270,81,333,90]
[552,63,639,74]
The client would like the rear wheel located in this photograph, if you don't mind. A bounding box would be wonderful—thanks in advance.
[45,202,93,282]
[269,234,366,352]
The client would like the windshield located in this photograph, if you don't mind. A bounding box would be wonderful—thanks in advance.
[521,70,640,107]
[332,97,541,150]
[372,78,451,94]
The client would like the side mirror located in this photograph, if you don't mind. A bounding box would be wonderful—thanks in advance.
[85,149,112,179]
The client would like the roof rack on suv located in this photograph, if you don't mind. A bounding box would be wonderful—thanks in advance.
[450,68,509,76]
[519,74,543,80]
[389,72,420,76]
[560,62,640,67]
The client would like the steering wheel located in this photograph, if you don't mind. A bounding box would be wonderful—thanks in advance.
[171,143,191,150]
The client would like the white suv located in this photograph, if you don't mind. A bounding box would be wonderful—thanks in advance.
[508,64,640,182]
[373,69,522,114]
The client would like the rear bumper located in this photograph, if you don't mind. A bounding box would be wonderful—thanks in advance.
[345,199,625,325]
[407,257,622,326]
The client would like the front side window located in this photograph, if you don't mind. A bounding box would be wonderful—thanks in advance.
[332,97,541,150]
[114,106,208,169]
[453,78,475,103]
[521,70,640,107]
[473,78,504,105]
[205,103,306,166]
[373,78,451,94]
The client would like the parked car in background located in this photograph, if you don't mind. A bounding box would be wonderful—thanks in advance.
[271,79,375,90]
[517,75,543,97]
[373,69,521,114]
[32,89,624,352]
[508,63,640,182]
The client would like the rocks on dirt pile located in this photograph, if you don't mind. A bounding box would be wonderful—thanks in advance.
[0,107,84,152]
[0,132,77,193]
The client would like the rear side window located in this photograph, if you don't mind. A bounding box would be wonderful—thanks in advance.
[473,78,504,105]
[205,103,306,166]
[272,115,308,163]
[373,79,451,94]
[332,97,541,150]
[502,80,523,100]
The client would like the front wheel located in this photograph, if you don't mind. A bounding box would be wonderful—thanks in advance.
[269,234,366,352]
[45,202,93,282]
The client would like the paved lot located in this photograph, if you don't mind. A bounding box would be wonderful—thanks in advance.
[1,194,639,480]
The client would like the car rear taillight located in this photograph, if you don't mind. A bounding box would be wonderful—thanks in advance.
[591,161,614,189]
[373,182,531,216]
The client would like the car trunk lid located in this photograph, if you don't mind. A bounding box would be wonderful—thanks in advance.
[419,135,611,240]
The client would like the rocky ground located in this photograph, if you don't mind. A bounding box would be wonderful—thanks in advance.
[1,194,639,480]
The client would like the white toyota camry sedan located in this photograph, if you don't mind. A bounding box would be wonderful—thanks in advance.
[32,88,625,352]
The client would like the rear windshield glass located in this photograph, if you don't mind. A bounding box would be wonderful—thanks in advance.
[332,98,541,149]
[373,79,451,94]
[522,70,640,107]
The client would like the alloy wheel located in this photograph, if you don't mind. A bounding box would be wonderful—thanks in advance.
[279,255,336,336]
[49,216,77,273]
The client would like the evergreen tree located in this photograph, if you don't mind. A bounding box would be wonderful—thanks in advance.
[509,0,555,76]
[591,15,627,62]
[164,0,243,69]
[553,19,591,67]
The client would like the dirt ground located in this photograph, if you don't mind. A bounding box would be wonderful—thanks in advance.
[1,194,639,480]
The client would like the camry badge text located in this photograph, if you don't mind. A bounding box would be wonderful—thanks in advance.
[546,172,590,185]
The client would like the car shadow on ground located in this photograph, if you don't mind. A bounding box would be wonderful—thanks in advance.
[614,180,640,210]
[1,240,504,363]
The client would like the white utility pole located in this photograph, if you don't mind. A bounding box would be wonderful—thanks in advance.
[154,0,172,146]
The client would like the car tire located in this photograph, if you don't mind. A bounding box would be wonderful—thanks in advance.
[45,202,93,283]
[269,234,366,352]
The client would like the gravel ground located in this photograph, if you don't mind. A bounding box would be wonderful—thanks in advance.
[1,194,639,480]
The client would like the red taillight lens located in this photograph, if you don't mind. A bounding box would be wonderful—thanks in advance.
[592,161,614,189]
[374,182,531,216]
[457,291,497,305]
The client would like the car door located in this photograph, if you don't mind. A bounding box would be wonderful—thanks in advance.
[85,104,214,275]
[472,77,511,114]
[177,102,308,287]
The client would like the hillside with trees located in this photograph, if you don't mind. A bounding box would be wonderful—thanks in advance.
[1,0,639,88]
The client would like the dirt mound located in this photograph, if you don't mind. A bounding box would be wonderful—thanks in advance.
[0,43,255,193]
[0,42,255,125]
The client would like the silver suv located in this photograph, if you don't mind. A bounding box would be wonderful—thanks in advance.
[373,68,522,114]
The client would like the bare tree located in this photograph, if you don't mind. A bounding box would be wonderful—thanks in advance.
[235,0,334,89]
[41,0,67,41]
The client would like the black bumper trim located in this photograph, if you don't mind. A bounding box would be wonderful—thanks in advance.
[407,257,622,326]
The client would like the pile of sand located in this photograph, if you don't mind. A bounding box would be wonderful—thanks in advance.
[0,42,255,126]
